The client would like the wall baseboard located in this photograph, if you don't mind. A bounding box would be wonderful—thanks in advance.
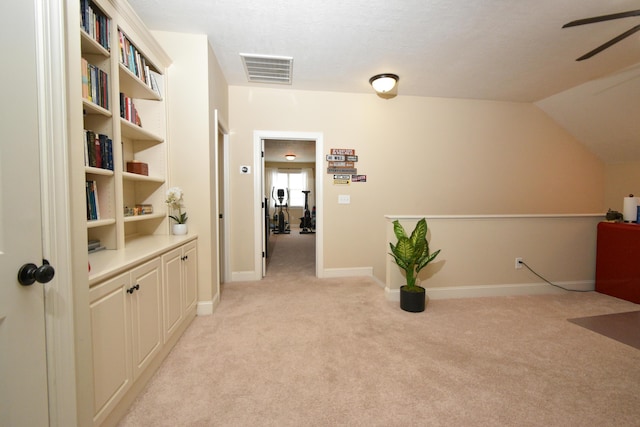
[385,280,595,301]
[323,267,373,278]
[197,292,220,316]
[231,270,260,282]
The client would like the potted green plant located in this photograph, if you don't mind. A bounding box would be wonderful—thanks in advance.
[389,218,441,312]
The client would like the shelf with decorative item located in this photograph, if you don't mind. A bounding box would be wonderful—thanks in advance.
[123,212,165,223]
[122,171,163,182]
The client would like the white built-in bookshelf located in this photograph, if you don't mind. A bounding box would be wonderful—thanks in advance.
[75,0,171,269]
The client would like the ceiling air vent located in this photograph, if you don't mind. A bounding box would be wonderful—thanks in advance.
[240,54,293,85]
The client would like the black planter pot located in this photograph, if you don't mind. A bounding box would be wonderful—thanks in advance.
[400,286,426,312]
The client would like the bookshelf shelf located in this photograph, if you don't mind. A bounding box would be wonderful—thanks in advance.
[80,30,110,57]
[87,218,117,228]
[122,171,164,183]
[85,166,114,176]
[120,118,163,142]
[82,98,112,117]
[119,63,161,100]
[123,212,165,223]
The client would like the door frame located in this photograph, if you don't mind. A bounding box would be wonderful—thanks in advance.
[36,0,78,423]
[253,131,324,279]
[215,110,231,287]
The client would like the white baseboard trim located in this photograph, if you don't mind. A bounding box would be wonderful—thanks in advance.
[231,270,260,282]
[385,280,595,301]
[323,267,373,278]
[196,293,220,316]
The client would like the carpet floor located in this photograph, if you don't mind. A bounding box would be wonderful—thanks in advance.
[118,228,640,426]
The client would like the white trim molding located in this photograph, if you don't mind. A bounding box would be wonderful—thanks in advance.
[385,280,595,301]
[253,130,324,280]
[197,293,220,316]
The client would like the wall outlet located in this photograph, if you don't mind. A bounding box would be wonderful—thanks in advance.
[338,194,350,204]
[515,257,523,269]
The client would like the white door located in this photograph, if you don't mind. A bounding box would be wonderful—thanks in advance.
[261,139,267,277]
[0,0,50,425]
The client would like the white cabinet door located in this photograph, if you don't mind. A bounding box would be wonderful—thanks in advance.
[130,258,162,380]
[162,247,183,342]
[183,240,198,313]
[89,272,132,425]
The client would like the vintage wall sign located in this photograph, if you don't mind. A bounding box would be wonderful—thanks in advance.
[330,148,356,156]
[327,167,357,174]
[328,161,355,168]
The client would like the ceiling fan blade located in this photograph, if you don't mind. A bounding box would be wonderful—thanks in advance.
[576,24,640,61]
[563,10,640,28]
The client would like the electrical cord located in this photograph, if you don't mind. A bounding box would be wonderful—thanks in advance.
[519,260,591,293]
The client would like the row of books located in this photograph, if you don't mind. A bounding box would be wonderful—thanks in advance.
[119,93,142,127]
[81,57,109,109]
[80,0,111,51]
[83,130,114,170]
[86,180,100,221]
[118,29,160,95]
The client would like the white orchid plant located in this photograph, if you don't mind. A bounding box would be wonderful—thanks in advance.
[165,187,188,224]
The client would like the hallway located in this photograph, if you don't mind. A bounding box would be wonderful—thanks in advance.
[266,224,316,278]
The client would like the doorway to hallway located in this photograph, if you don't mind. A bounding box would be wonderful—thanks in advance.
[253,131,324,279]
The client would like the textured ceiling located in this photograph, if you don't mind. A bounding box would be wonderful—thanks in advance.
[128,0,640,163]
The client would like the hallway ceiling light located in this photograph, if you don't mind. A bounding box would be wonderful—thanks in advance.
[369,73,399,94]
[285,154,296,161]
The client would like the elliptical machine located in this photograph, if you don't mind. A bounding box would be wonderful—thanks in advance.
[271,188,290,234]
[299,190,315,234]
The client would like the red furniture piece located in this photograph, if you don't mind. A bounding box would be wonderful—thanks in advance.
[595,222,640,303]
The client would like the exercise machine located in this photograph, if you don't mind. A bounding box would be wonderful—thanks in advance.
[271,188,290,234]
[299,190,315,234]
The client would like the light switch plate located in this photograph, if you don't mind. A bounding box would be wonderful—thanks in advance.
[338,195,350,204]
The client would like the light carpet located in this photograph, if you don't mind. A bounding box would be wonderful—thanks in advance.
[118,228,640,426]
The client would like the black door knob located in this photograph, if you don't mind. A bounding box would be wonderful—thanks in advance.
[18,259,55,286]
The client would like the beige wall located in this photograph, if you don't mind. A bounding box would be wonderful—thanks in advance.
[605,161,640,213]
[153,31,228,306]
[386,215,602,295]
[228,86,605,283]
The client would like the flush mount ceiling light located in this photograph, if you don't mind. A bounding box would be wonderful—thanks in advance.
[369,73,399,94]
[285,154,296,161]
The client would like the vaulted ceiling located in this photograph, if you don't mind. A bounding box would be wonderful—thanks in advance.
[129,0,640,163]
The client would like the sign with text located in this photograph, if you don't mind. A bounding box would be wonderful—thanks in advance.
[352,175,367,182]
[330,148,355,156]
[333,179,350,185]
[328,161,355,168]
[326,154,345,162]
[346,155,358,162]
[327,167,357,174]
[333,174,351,180]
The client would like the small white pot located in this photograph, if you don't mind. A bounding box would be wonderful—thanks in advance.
[172,223,188,235]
